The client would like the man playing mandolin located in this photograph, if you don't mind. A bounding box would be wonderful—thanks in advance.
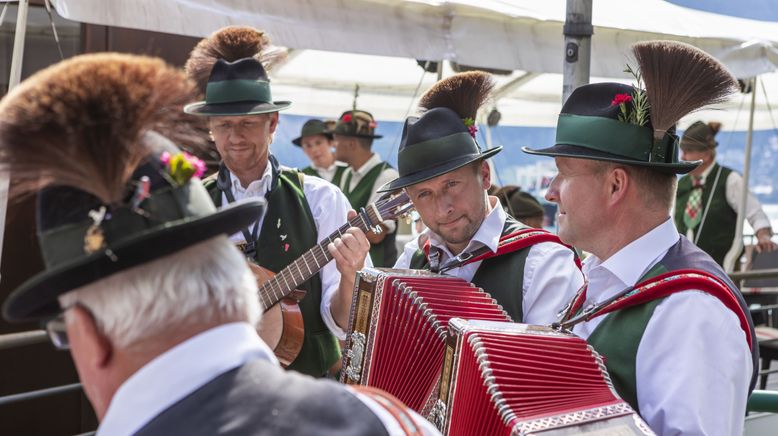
[184,26,375,377]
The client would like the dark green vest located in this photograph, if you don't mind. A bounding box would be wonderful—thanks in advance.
[341,161,397,267]
[409,217,531,322]
[586,237,758,413]
[301,165,347,186]
[204,164,340,377]
[674,164,736,265]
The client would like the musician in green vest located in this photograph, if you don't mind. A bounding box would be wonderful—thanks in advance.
[183,26,372,377]
[381,71,583,325]
[523,41,758,436]
[292,118,348,185]
[675,120,776,266]
[332,110,400,267]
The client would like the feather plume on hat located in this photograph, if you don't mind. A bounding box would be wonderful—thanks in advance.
[185,26,286,95]
[0,53,200,204]
[418,71,495,120]
[632,41,738,141]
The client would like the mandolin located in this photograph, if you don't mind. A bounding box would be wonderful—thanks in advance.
[252,190,413,366]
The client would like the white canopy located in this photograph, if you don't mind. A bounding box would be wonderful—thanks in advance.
[48,0,778,130]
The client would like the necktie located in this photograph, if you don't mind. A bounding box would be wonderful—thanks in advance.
[683,176,704,230]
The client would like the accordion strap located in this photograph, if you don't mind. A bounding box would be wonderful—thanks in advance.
[424,228,581,273]
[351,386,423,436]
[557,269,753,351]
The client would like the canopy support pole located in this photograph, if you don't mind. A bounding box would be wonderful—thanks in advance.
[562,0,593,104]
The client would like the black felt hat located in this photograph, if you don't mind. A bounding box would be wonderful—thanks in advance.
[378,71,499,192]
[292,119,333,146]
[523,41,740,175]
[522,83,698,174]
[3,156,264,322]
[681,121,721,151]
[184,58,290,116]
[378,107,500,192]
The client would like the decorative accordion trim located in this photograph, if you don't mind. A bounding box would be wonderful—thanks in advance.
[510,403,635,435]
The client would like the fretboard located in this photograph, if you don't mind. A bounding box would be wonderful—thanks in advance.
[258,205,384,310]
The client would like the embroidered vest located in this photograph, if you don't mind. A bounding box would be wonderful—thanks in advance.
[341,161,397,267]
[586,237,758,413]
[204,164,340,377]
[409,217,532,322]
[675,164,737,265]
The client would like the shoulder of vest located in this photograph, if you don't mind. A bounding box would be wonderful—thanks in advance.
[201,171,218,187]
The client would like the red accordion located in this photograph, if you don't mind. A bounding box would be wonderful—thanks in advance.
[341,268,511,413]
[433,318,654,435]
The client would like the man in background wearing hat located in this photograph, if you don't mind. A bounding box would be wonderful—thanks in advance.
[184,27,371,377]
[524,41,757,435]
[292,118,348,185]
[333,110,400,267]
[0,53,439,436]
[676,120,777,266]
[385,71,583,326]
[494,185,546,229]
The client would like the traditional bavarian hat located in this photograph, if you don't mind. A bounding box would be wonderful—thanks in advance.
[680,121,722,151]
[332,110,383,139]
[292,119,333,146]
[523,41,738,174]
[0,53,264,322]
[378,71,500,192]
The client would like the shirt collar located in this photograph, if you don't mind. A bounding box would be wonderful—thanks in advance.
[699,161,716,181]
[583,217,679,290]
[427,196,506,258]
[353,153,382,176]
[97,323,276,436]
[230,162,273,195]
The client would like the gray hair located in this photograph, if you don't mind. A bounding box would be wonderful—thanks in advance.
[59,236,260,348]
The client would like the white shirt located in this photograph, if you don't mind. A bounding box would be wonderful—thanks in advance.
[684,163,771,241]
[224,160,372,340]
[394,197,584,325]
[575,218,751,436]
[97,323,439,436]
[340,153,400,232]
[309,161,348,183]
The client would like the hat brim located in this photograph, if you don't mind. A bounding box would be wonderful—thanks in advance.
[333,132,383,140]
[292,132,334,147]
[522,144,700,174]
[184,100,291,116]
[2,199,265,323]
[377,147,502,193]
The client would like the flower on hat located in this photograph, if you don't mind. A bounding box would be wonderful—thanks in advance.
[611,94,632,106]
[161,151,207,186]
[462,117,478,138]
[342,113,353,123]
[369,120,377,129]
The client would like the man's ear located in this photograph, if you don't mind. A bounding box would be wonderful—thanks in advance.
[606,167,630,205]
[67,305,113,369]
[480,160,491,190]
[268,112,280,134]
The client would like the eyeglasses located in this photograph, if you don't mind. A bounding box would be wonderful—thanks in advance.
[44,304,80,350]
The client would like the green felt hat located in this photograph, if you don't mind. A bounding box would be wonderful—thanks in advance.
[184,58,290,116]
[292,119,333,146]
[332,110,383,139]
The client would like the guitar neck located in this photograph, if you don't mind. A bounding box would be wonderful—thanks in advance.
[258,206,384,309]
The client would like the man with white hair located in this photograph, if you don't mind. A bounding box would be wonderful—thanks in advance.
[0,53,439,435]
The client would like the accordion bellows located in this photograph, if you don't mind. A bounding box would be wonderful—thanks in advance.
[341,268,512,412]
[434,319,654,435]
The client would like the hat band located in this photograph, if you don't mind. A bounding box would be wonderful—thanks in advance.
[205,79,272,105]
[38,182,215,269]
[398,132,480,176]
[556,114,678,163]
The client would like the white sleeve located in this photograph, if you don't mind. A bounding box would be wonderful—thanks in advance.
[367,166,401,233]
[521,242,584,325]
[349,390,442,436]
[725,171,772,232]
[302,175,372,340]
[635,291,752,436]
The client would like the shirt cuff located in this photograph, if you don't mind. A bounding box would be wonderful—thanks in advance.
[321,297,347,341]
